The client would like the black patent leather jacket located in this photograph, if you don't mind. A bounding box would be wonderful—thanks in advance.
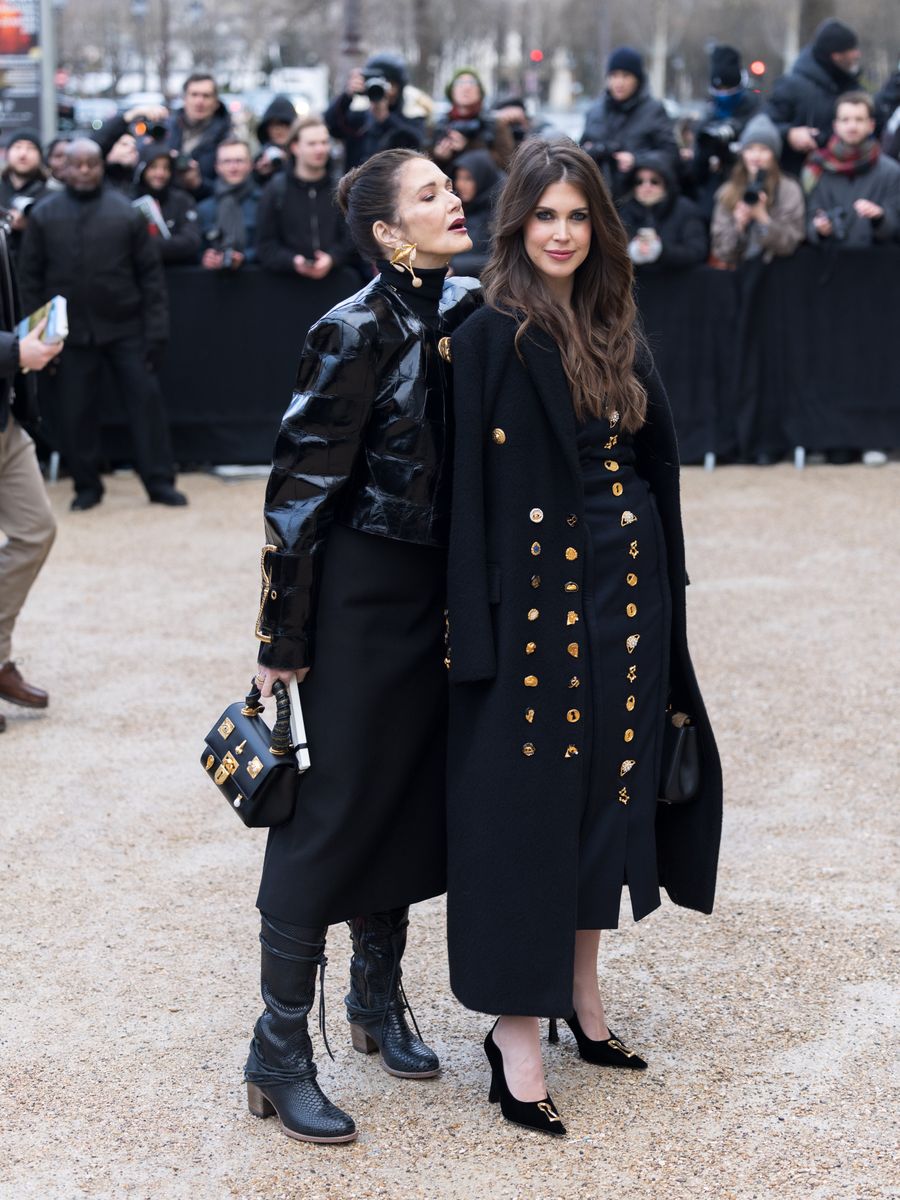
[256,273,482,669]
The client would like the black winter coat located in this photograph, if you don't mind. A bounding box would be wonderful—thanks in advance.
[0,171,49,261]
[18,185,169,347]
[450,150,505,278]
[325,94,425,170]
[766,48,865,177]
[619,154,709,269]
[445,307,722,1016]
[0,226,34,433]
[256,274,482,671]
[256,172,351,274]
[581,86,679,196]
[133,184,202,265]
[166,102,234,200]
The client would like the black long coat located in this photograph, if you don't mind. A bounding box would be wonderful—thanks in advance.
[445,307,722,1016]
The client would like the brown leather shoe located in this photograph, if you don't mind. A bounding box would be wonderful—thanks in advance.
[0,661,49,709]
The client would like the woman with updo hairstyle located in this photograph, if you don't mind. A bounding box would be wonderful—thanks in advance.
[445,138,722,1135]
[246,148,480,1144]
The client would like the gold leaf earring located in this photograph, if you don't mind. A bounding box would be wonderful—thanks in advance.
[390,242,422,288]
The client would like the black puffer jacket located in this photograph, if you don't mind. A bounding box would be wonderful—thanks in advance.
[256,274,482,668]
[618,153,709,269]
[580,84,679,195]
[766,47,864,177]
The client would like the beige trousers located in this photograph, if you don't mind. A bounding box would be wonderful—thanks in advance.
[0,418,56,662]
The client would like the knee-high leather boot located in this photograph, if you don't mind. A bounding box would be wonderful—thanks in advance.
[244,916,357,1143]
[345,906,440,1079]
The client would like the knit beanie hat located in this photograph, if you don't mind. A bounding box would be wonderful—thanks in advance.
[607,47,645,84]
[709,45,743,90]
[445,67,485,103]
[812,19,858,62]
[5,128,42,155]
[739,113,782,158]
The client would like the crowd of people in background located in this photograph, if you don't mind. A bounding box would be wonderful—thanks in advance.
[0,17,898,491]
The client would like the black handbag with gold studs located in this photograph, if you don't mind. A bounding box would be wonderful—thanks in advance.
[658,710,700,804]
[201,679,300,827]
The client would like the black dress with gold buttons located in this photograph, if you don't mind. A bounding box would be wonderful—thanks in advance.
[576,413,672,927]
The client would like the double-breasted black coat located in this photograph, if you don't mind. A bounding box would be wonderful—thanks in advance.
[445,307,723,1017]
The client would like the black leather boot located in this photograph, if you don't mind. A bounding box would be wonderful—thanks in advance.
[244,916,357,1143]
[345,906,440,1079]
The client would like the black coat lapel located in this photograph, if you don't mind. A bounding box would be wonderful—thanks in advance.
[518,326,582,488]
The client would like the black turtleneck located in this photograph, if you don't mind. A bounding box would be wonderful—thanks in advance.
[377,259,447,329]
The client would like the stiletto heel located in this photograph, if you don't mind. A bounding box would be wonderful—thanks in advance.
[548,1018,559,1044]
[349,1023,379,1054]
[483,1021,566,1136]
[246,1083,276,1118]
[554,1011,647,1070]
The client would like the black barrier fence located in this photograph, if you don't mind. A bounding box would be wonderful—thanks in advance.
[41,247,900,470]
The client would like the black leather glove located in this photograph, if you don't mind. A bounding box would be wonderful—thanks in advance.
[145,340,167,372]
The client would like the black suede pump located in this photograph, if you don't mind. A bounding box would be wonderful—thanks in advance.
[548,1012,648,1069]
[484,1022,567,1136]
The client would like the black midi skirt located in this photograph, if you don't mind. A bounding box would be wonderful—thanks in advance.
[577,417,672,929]
[256,523,448,926]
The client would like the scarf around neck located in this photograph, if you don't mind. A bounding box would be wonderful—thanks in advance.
[802,135,881,193]
[214,176,254,250]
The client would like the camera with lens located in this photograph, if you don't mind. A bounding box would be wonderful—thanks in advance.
[363,73,390,102]
[696,120,737,152]
[205,228,234,270]
[742,170,767,207]
[128,115,168,141]
[447,118,484,140]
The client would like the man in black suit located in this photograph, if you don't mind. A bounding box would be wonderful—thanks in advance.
[18,139,186,511]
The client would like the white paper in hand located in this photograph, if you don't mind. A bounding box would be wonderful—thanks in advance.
[288,676,311,772]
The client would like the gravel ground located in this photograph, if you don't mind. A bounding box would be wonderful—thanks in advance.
[1,464,898,1200]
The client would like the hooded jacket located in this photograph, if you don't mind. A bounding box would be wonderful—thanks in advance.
[256,94,297,147]
[580,84,679,195]
[618,153,708,268]
[766,46,867,177]
[133,146,202,266]
[450,149,505,277]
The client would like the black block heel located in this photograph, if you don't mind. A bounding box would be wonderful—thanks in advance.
[483,1022,566,1136]
[551,1011,647,1070]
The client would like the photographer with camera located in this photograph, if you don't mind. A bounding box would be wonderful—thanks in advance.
[253,94,298,186]
[431,69,514,172]
[0,215,62,732]
[325,53,425,170]
[18,139,186,512]
[688,46,761,218]
[711,114,805,267]
[197,138,261,270]
[133,142,202,266]
[619,152,708,270]
[580,46,679,198]
[0,130,49,261]
[804,92,900,248]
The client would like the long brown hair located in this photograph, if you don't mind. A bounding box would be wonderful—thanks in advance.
[482,138,647,432]
[718,154,784,213]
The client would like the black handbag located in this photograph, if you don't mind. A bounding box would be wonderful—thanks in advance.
[658,711,700,804]
[201,679,299,827]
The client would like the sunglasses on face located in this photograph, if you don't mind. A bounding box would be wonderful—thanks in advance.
[636,175,663,187]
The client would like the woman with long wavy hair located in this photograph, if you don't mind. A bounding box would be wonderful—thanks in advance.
[445,138,722,1135]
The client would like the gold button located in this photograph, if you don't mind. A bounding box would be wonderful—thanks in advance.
[612,482,623,497]
[565,547,578,561]
[492,428,506,445]
[530,508,544,523]
[568,676,580,688]
[566,514,578,527]
[528,608,539,621]
[604,460,619,472]
[525,641,536,654]
[626,572,637,587]
[566,610,579,625]
[531,574,541,588]
[566,709,581,723]
[564,744,579,758]
[624,728,635,743]
[525,708,535,723]
[567,643,579,658]
[620,759,635,775]
[626,695,636,712]
[524,675,538,687]
[618,787,630,805]
[621,511,637,527]
[438,335,452,362]
[565,581,579,593]
[531,541,541,556]
[626,603,637,617]
[523,743,536,757]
